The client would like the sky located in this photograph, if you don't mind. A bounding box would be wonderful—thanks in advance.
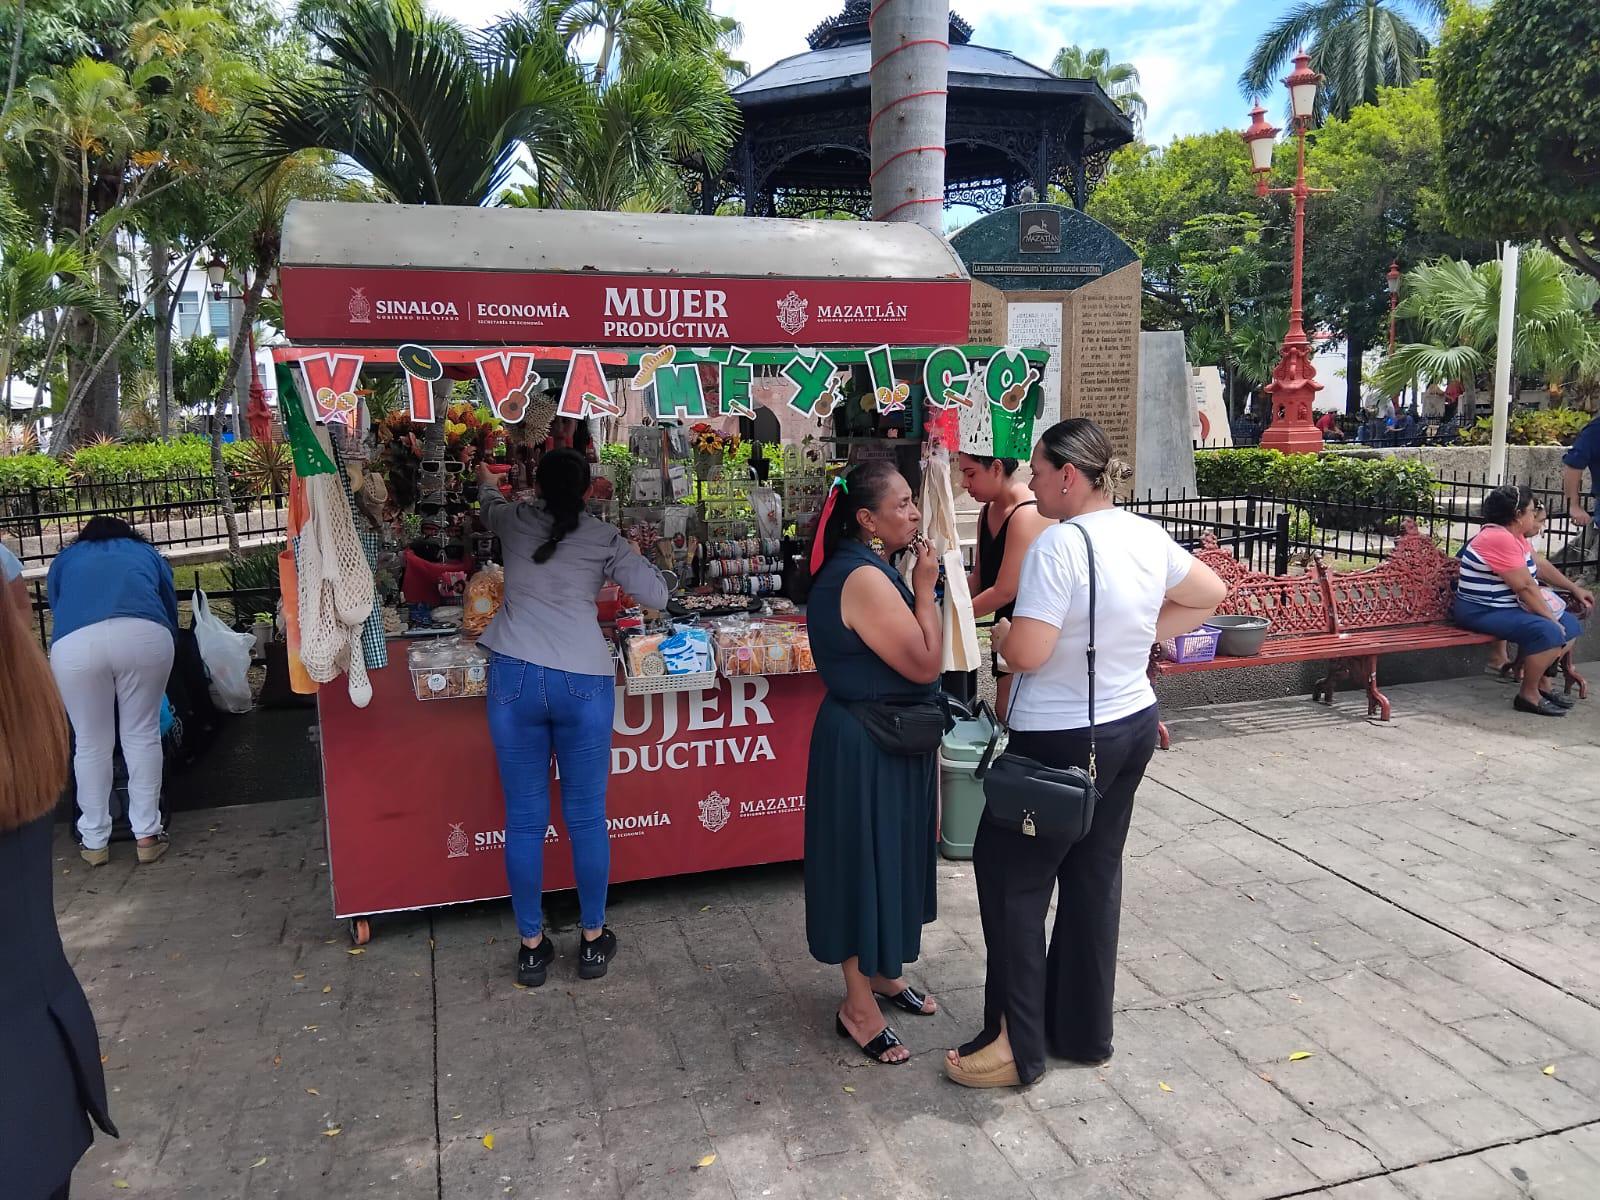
[433,0,1270,146]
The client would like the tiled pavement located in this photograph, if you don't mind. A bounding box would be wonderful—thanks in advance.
[58,665,1600,1198]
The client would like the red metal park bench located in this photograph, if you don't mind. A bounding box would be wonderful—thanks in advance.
[1149,520,1588,749]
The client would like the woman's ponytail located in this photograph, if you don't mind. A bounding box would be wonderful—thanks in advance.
[805,460,899,576]
[532,448,590,563]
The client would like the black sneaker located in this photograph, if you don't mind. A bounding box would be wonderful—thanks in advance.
[516,937,555,987]
[577,928,618,980]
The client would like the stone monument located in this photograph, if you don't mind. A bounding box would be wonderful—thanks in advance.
[1136,332,1197,496]
[951,203,1143,472]
[1191,365,1230,447]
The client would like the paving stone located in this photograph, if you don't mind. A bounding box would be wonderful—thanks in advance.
[1039,1094,1163,1167]
[1453,1012,1575,1068]
[1479,1135,1600,1199]
[1314,1177,1413,1199]
[1187,1132,1321,1199]
[1335,1099,1457,1169]
[1115,1149,1224,1199]
[1268,1115,1385,1181]
[1391,1155,1526,1199]
[1411,1092,1540,1150]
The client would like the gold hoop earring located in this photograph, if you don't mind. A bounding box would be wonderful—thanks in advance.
[870,535,886,556]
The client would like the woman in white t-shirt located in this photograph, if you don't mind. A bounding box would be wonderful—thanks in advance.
[945,418,1226,1089]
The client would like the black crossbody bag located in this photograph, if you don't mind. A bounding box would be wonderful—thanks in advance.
[974,522,1099,841]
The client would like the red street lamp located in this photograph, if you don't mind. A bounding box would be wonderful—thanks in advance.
[1243,50,1333,454]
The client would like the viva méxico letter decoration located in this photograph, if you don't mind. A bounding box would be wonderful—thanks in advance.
[984,347,1040,413]
[298,352,364,428]
[558,349,617,418]
[864,344,909,414]
[474,351,540,424]
[922,346,972,409]
[397,343,442,423]
[718,347,754,418]
[650,360,709,421]
[783,351,841,417]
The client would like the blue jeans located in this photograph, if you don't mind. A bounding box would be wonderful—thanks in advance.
[485,652,616,939]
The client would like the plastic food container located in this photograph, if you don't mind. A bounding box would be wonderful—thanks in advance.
[712,618,815,677]
[408,638,489,700]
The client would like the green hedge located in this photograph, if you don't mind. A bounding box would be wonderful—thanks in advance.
[0,455,69,491]
[1457,409,1593,446]
[1195,449,1436,506]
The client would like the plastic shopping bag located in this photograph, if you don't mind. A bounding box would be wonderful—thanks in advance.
[192,589,255,713]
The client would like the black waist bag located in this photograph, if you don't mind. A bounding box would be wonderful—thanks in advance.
[975,522,1100,841]
[847,699,947,756]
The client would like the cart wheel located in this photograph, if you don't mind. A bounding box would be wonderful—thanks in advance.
[349,918,371,946]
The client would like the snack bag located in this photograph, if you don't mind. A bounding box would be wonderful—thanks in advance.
[462,564,505,637]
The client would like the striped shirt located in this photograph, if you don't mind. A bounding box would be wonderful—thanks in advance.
[1457,525,1534,608]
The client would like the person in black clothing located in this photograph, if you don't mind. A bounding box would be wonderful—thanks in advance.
[945,420,1226,1089]
[0,593,117,1197]
[804,463,944,1065]
[959,453,1052,720]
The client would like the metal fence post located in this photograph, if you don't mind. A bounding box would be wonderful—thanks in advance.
[1275,511,1291,577]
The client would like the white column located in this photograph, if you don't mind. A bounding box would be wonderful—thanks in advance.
[869,0,950,234]
[1488,242,1519,485]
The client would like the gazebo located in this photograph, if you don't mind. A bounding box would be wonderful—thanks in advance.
[694,1,1135,218]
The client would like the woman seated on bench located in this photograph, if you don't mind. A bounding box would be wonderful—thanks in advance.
[1454,484,1593,717]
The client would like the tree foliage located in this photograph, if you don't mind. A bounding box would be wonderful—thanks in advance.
[1374,248,1600,396]
[1050,45,1145,134]
[244,0,588,207]
[1435,0,1600,292]
[1240,0,1445,123]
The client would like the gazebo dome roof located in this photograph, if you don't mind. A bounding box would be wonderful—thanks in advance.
[734,41,1058,108]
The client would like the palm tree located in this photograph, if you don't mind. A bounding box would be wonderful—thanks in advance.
[0,241,117,414]
[1373,248,1600,414]
[244,0,586,208]
[1240,0,1445,123]
[1051,45,1146,134]
[499,50,736,212]
[5,57,145,238]
[538,0,745,85]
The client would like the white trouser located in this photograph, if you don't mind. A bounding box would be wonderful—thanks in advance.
[50,617,175,848]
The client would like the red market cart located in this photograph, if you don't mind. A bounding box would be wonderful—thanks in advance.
[276,202,986,943]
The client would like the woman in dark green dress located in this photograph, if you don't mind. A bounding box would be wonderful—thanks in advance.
[805,462,943,1065]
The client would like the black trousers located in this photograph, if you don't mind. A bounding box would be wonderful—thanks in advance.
[962,704,1158,1083]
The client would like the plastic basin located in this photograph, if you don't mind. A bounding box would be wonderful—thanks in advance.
[1207,613,1272,657]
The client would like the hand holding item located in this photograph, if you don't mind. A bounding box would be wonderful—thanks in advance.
[992,617,1011,670]
[1571,585,1595,617]
[1571,502,1594,529]
[477,461,498,487]
[911,536,939,595]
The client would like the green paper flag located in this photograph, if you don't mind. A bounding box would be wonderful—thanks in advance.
[275,362,337,477]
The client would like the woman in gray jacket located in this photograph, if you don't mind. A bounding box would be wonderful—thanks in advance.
[476,450,668,988]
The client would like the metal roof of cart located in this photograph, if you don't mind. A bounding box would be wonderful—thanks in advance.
[280,201,971,282]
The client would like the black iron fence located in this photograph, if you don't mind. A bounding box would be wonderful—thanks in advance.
[1196,418,1469,451]
[21,566,280,652]
[1127,473,1598,580]
[0,473,289,567]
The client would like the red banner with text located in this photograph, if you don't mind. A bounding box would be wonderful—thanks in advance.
[319,660,821,919]
[281,266,971,347]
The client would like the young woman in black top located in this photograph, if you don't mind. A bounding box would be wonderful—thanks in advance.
[959,453,1052,719]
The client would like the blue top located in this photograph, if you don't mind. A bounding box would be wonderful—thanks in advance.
[1563,415,1600,510]
[805,538,934,704]
[0,543,19,582]
[46,538,179,646]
